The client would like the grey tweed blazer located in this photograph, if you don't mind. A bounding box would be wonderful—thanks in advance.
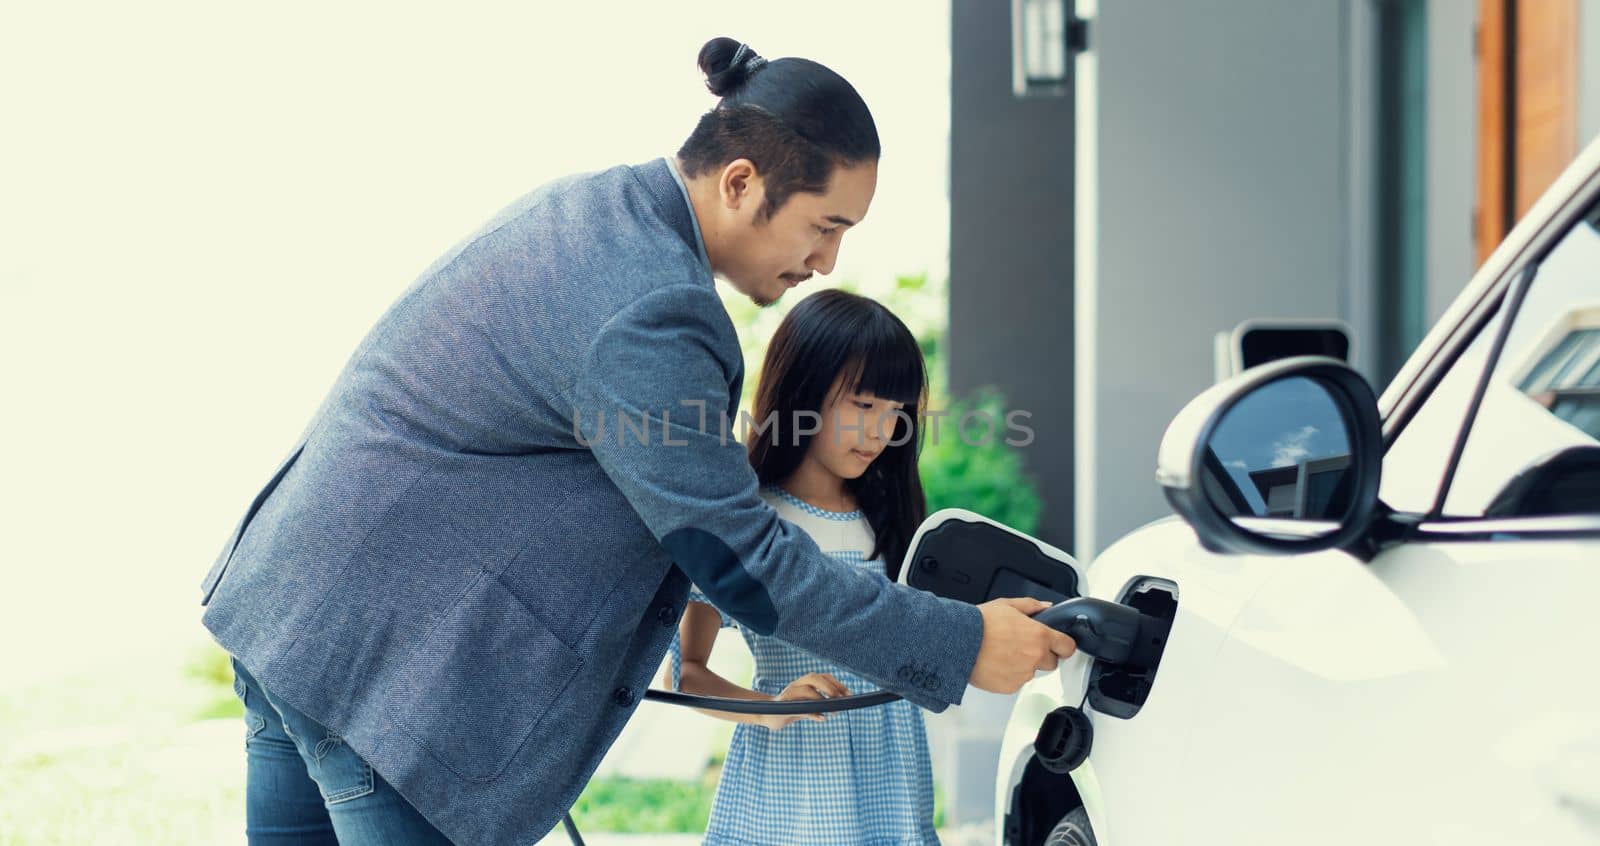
[200,157,984,845]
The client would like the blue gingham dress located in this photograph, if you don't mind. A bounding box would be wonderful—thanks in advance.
[670,487,939,846]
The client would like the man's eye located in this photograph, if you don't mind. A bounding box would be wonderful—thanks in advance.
[817,225,839,235]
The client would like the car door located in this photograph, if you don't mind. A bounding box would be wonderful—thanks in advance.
[1178,187,1600,843]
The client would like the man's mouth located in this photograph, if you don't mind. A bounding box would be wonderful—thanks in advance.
[781,273,812,288]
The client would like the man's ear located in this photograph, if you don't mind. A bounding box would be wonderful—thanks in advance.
[718,158,763,211]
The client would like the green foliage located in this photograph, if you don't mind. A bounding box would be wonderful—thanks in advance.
[569,777,715,833]
[184,643,234,688]
[919,388,1044,535]
[185,643,243,721]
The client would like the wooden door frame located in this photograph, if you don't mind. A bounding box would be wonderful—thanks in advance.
[1476,0,1579,268]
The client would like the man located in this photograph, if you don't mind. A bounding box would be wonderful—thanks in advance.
[202,38,1076,845]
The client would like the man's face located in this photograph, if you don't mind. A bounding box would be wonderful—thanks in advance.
[712,160,877,306]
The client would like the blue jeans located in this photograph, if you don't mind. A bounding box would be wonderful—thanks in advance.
[232,657,454,845]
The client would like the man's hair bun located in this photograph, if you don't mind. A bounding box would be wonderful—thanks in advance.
[698,37,768,97]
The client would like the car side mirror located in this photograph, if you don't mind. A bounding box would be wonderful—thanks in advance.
[1157,356,1383,555]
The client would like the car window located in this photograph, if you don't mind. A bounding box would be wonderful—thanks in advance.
[1382,203,1600,516]
[1380,307,1507,513]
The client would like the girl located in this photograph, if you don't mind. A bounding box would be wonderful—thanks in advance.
[668,288,939,845]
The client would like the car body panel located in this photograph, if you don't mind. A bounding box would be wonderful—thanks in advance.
[1181,536,1600,843]
[991,123,1600,846]
[992,517,1284,845]
[994,524,1600,845]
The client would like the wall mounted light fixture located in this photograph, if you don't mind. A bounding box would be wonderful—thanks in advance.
[1012,0,1089,97]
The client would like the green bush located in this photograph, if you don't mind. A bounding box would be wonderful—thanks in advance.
[186,643,243,721]
[918,388,1044,535]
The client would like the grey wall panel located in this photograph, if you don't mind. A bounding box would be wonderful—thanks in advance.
[1085,0,1349,556]
[950,0,1077,550]
[1345,0,1380,384]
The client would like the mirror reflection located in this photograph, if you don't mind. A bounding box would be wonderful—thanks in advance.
[1201,376,1355,523]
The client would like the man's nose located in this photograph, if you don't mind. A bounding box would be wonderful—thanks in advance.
[807,239,840,276]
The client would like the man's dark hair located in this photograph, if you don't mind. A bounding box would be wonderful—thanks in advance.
[677,37,881,219]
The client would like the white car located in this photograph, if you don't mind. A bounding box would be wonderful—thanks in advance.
[908,135,1600,845]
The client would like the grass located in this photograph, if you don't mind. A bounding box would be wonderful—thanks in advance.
[570,770,945,834]
[0,641,721,843]
[0,643,246,845]
[1,641,950,842]
[569,778,716,834]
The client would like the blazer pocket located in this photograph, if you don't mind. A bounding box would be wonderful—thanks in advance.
[388,571,583,783]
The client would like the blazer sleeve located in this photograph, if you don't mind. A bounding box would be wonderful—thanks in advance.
[569,284,984,711]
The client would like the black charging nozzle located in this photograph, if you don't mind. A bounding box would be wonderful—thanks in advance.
[1034,597,1171,671]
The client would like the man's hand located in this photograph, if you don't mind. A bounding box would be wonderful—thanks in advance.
[969,597,1079,693]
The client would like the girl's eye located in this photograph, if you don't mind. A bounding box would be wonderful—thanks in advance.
[852,400,873,410]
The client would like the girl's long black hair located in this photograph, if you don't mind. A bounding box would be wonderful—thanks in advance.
[747,289,927,580]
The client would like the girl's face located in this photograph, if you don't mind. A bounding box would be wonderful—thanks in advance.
[808,374,908,481]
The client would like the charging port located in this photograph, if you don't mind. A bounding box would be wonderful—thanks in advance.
[1086,578,1177,719]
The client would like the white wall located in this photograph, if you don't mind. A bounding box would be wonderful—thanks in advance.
[1583,0,1600,145]
[1425,0,1480,324]
[1077,0,1351,559]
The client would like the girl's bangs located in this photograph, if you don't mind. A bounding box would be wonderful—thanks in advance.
[837,316,925,407]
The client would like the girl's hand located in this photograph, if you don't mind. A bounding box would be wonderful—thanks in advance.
[760,673,851,731]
